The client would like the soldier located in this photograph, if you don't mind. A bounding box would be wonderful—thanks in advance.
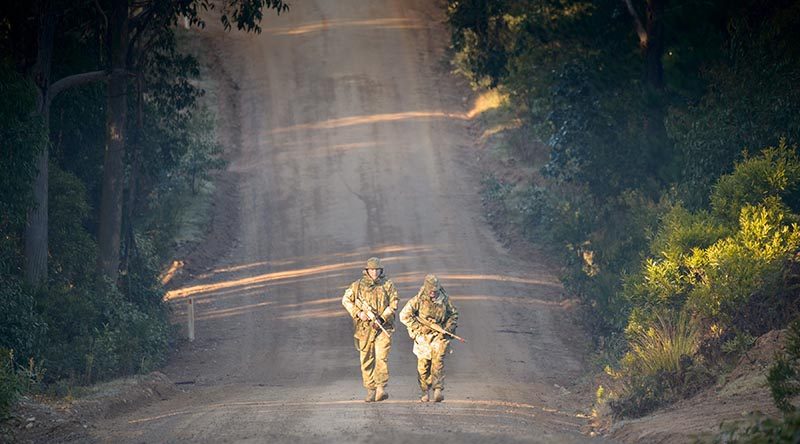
[341,257,399,402]
[400,274,459,402]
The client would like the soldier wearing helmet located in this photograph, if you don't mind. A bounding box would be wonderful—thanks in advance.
[341,257,399,402]
[400,274,459,402]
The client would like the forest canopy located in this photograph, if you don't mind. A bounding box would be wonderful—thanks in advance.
[0,0,286,416]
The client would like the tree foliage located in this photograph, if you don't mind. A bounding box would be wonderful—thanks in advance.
[452,0,800,325]
[667,1,800,208]
[450,0,800,419]
[0,0,289,399]
[0,65,46,242]
[768,318,800,413]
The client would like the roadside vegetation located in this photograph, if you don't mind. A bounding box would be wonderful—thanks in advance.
[446,0,800,436]
[0,0,286,420]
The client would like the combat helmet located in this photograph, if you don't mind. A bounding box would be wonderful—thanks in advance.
[423,274,440,292]
[365,257,383,270]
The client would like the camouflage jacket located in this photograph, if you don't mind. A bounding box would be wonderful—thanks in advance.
[341,272,399,341]
[400,286,458,339]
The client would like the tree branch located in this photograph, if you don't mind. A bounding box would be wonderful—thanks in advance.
[623,0,648,48]
[48,70,108,103]
[130,2,159,27]
[135,31,161,63]
[128,2,169,56]
[93,0,108,31]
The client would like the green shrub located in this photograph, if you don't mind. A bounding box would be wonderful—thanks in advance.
[610,145,800,418]
[0,275,47,365]
[179,108,226,195]
[769,356,799,414]
[624,146,800,336]
[31,165,172,384]
[687,204,800,325]
[768,318,800,413]
[447,0,800,422]
[608,371,674,419]
[120,232,167,309]
[729,256,800,337]
[648,205,731,259]
[480,174,513,203]
[447,1,512,88]
[0,64,46,233]
[610,312,712,418]
[558,191,665,335]
[707,411,800,443]
[721,332,756,356]
[89,283,170,381]
[625,312,701,377]
[515,183,598,251]
[40,280,170,384]
[0,349,22,418]
[48,164,97,289]
[0,67,49,376]
[711,140,800,225]
[0,348,47,419]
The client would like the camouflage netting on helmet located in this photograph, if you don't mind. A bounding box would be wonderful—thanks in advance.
[423,274,440,291]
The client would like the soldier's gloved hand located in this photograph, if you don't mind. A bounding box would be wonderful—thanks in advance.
[357,311,369,322]
[419,325,432,335]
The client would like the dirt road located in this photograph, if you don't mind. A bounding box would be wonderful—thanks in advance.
[94,0,607,442]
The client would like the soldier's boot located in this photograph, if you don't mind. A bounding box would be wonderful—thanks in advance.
[364,389,376,403]
[420,390,430,402]
[375,386,389,402]
[433,388,444,402]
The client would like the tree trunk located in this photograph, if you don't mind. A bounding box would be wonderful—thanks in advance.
[121,73,143,277]
[97,0,129,283]
[24,0,55,286]
[644,0,666,89]
[643,0,671,186]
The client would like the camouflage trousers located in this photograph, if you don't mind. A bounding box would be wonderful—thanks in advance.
[416,339,448,391]
[357,331,392,389]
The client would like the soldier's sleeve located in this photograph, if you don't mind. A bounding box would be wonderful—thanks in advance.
[341,282,360,319]
[399,296,421,338]
[443,290,458,333]
[379,280,399,321]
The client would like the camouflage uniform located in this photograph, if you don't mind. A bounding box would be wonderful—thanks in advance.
[400,274,458,401]
[341,258,399,400]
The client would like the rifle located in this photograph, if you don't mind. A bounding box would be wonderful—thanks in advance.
[355,297,392,338]
[416,316,466,343]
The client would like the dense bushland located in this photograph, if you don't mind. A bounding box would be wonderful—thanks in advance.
[449,0,800,422]
[0,2,237,413]
[610,144,800,417]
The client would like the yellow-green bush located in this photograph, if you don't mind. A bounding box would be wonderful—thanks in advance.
[687,204,800,323]
[609,311,712,418]
[628,144,800,328]
[711,140,800,225]
[611,143,800,418]
[625,312,701,377]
